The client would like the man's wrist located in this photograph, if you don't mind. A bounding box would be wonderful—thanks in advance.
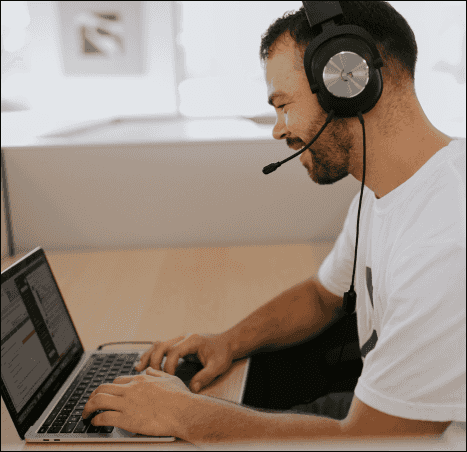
[181,392,266,445]
[172,391,199,441]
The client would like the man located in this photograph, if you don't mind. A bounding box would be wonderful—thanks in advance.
[81,2,466,447]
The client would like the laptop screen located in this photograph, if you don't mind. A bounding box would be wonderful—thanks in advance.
[1,247,84,439]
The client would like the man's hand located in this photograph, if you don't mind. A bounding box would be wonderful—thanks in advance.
[134,332,235,394]
[81,368,194,438]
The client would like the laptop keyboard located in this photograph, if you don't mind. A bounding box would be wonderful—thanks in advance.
[38,353,139,435]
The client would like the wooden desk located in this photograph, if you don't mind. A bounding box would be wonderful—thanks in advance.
[1,243,335,450]
[2,246,465,450]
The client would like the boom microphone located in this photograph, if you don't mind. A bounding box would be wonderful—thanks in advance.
[262,110,335,174]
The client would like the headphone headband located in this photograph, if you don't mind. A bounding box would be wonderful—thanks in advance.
[302,0,343,32]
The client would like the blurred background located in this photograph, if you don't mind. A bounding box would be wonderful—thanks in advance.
[1,1,466,258]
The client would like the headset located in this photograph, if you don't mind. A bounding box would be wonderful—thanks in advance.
[263,1,384,366]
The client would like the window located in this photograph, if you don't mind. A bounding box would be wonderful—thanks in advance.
[176,1,466,137]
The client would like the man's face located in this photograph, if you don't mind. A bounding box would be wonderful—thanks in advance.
[264,37,356,185]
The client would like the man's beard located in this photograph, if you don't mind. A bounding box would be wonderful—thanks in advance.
[303,145,350,185]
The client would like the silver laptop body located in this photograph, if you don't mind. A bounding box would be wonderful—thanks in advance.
[2,246,237,443]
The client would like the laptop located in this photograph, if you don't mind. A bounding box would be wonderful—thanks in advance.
[1,246,249,443]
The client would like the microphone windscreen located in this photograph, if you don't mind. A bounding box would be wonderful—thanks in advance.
[263,162,280,174]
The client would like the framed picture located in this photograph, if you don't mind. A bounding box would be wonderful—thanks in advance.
[56,1,144,76]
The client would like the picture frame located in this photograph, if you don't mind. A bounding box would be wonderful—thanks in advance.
[56,1,144,76]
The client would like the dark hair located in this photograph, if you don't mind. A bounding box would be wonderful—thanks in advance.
[260,1,418,90]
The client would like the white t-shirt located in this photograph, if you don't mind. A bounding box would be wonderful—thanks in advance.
[317,137,466,443]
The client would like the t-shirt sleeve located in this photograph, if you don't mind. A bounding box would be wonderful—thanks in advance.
[355,243,466,422]
[317,192,360,298]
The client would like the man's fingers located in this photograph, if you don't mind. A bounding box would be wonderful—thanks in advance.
[135,335,185,372]
[148,346,172,371]
[149,335,186,371]
[135,344,158,371]
[190,361,217,393]
[162,353,183,375]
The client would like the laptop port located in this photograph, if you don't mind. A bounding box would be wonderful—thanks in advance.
[43,439,49,441]
[54,439,60,441]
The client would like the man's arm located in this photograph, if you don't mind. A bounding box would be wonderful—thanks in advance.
[341,395,451,438]
[219,275,345,360]
[181,392,451,447]
[182,391,341,446]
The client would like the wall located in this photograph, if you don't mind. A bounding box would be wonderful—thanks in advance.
[1,127,363,255]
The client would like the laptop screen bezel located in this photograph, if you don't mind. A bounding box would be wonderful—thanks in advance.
[1,246,85,440]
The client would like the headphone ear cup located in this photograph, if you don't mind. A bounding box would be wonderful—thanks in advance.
[307,36,383,117]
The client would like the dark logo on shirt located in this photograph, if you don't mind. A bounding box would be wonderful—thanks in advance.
[361,266,378,358]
